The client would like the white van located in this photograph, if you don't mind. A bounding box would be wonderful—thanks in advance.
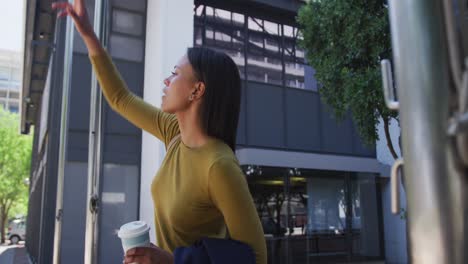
[7,219,26,244]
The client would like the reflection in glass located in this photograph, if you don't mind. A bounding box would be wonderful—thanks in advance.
[194,4,314,89]
[112,10,144,36]
[350,174,381,260]
[248,172,288,264]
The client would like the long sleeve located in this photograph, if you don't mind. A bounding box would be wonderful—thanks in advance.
[208,158,267,264]
[88,50,179,146]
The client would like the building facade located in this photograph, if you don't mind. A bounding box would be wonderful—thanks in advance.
[22,0,407,263]
[0,49,21,113]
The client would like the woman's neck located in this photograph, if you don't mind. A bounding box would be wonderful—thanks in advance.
[176,109,210,149]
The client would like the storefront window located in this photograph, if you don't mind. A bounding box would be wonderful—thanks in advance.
[246,166,288,264]
[350,173,382,260]
[244,166,384,264]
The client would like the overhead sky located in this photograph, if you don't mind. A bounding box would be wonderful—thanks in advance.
[0,0,26,52]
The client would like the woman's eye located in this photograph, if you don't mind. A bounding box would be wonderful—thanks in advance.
[171,71,176,76]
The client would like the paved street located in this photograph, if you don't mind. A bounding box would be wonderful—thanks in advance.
[0,242,31,264]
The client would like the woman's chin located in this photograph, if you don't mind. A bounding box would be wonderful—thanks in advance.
[161,105,174,114]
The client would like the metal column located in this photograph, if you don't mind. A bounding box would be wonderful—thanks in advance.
[386,0,467,263]
[84,0,107,263]
[52,0,75,262]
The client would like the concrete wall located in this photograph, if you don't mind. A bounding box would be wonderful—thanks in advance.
[141,0,194,244]
[376,117,408,263]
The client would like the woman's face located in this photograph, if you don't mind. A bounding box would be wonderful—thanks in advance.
[161,55,199,113]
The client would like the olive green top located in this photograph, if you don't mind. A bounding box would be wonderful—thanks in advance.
[89,50,267,264]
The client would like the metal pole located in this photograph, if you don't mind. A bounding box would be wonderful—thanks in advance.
[387,0,466,263]
[52,0,75,262]
[84,0,106,263]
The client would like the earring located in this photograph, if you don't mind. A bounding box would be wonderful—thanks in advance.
[189,94,194,101]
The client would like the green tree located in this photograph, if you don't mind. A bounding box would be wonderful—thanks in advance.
[0,108,32,243]
[297,0,399,159]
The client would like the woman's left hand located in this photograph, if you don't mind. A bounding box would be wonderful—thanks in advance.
[123,243,174,264]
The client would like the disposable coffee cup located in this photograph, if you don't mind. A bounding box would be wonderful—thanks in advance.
[118,221,151,254]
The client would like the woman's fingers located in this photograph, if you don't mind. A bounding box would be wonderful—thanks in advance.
[52,0,94,38]
[56,10,68,19]
[124,247,153,264]
[64,4,79,20]
[73,0,87,16]
[51,2,70,10]
[52,2,78,19]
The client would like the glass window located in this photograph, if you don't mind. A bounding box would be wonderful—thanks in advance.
[194,26,203,46]
[264,20,279,36]
[206,6,214,17]
[9,91,19,99]
[214,8,231,22]
[283,25,294,38]
[308,177,347,235]
[248,17,263,31]
[247,168,288,264]
[9,105,18,113]
[232,12,244,25]
[194,4,318,90]
[112,9,144,36]
[232,30,244,52]
[285,62,305,89]
[11,69,21,82]
[265,36,280,54]
[350,174,381,259]
[0,67,10,80]
[215,30,232,45]
[195,5,204,17]
[205,26,214,40]
[112,0,145,12]
[247,55,282,86]
[304,66,318,91]
[109,34,144,62]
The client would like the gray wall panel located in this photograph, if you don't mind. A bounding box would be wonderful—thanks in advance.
[67,56,144,163]
[236,84,247,145]
[105,59,145,135]
[113,59,145,96]
[60,162,88,264]
[103,135,140,164]
[242,81,374,157]
[352,124,376,156]
[319,102,354,155]
[285,88,321,151]
[98,164,139,264]
[247,82,285,148]
[105,109,141,135]
[69,54,92,131]
[67,130,89,162]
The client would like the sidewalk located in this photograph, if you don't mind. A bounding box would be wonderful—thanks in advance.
[0,243,31,264]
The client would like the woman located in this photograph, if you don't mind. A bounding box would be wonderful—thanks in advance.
[52,1,267,264]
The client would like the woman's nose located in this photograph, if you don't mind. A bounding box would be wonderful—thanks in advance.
[163,77,170,86]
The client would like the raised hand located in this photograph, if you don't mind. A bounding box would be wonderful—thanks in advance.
[52,0,103,55]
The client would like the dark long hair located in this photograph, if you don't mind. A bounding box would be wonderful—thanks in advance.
[187,47,241,152]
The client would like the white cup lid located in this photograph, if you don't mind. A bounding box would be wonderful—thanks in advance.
[118,221,150,239]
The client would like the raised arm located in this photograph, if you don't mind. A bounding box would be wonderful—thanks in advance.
[52,0,179,145]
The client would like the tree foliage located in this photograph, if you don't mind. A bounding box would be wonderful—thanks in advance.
[297,0,399,158]
[0,108,32,243]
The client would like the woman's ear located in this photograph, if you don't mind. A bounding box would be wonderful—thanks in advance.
[192,82,206,100]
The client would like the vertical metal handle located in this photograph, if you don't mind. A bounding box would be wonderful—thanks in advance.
[391,159,404,215]
[381,59,400,110]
